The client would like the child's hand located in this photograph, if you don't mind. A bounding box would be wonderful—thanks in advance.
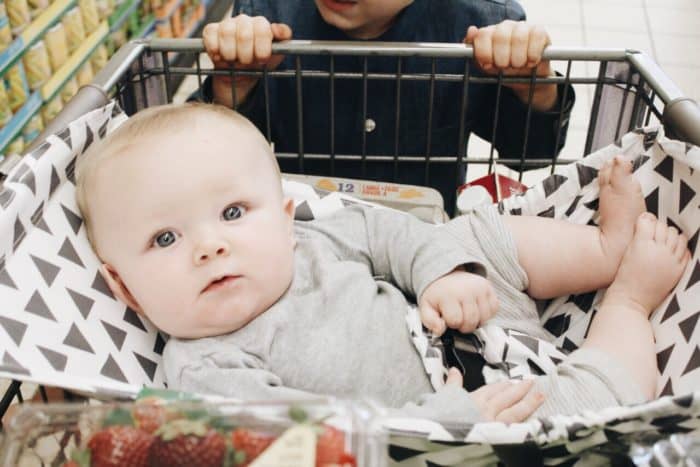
[419,270,498,336]
[203,15,293,108]
[445,368,544,423]
[465,20,558,111]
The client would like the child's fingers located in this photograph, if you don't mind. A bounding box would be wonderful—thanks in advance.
[419,302,446,336]
[202,22,221,60]
[217,17,239,62]
[235,15,255,65]
[526,25,550,68]
[271,22,293,41]
[252,16,273,63]
[472,26,494,70]
[509,21,530,69]
[445,367,464,387]
[491,21,514,69]
[470,380,512,403]
[457,299,480,334]
[482,380,534,419]
[494,389,544,423]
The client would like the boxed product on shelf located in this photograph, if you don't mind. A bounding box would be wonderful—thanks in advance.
[0,395,386,467]
[5,0,31,36]
[62,5,86,53]
[22,39,52,89]
[3,62,29,111]
[0,4,13,51]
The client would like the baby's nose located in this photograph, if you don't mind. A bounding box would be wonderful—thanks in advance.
[194,240,230,264]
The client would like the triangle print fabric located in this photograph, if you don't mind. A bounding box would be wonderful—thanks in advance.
[1,102,700,464]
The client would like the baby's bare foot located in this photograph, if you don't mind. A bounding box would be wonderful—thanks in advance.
[598,156,647,265]
[604,213,690,317]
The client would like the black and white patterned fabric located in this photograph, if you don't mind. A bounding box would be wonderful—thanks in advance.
[1,102,699,465]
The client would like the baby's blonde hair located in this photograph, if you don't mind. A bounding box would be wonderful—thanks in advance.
[75,102,281,251]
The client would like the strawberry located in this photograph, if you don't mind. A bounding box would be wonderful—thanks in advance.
[87,425,154,467]
[316,425,356,467]
[60,462,79,467]
[147,419,226,467]
[132,400,169,434]
[230,428,275,466]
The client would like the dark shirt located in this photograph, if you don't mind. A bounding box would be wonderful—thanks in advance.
[200,0,575,213]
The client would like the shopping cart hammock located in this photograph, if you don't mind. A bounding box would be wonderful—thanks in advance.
[1,102,699,463]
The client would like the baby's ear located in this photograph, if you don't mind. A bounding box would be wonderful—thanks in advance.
[99,264,143,314]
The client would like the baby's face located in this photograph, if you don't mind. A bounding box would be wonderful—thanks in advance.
[314,0,413,39]
[91,119,295,338]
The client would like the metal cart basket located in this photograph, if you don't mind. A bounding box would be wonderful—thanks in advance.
[2,39,700,466]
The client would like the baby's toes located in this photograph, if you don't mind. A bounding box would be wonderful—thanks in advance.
[610,156,634,186]
[675,233,689,261]
[635,212,657,240]
[598,160,613,186]
[654,218,669,243]
[666,226,679,251]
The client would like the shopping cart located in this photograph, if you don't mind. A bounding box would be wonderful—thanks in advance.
[1,39,700,466]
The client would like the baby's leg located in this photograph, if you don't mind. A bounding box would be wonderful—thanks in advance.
[504,156,646,299]
[583,212,690,399]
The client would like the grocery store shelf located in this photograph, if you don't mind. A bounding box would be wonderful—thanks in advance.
[0,0,77,76]
[156,0,184,21]
[134,15,156,38]
[0,92,42,154]
[41,21,109,101]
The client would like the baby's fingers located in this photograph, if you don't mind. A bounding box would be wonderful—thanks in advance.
[419,301,446,336]
[483,380,535,419]
[495,387,544,423]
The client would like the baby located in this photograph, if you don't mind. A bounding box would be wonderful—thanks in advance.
[75,103,690,423]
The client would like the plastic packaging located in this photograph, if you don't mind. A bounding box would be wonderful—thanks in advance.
[59,76,78,103]
[62,6,86,53]
[41,95,63,124]
[75,61,93,86]
[0,4,14,51]
[78,0,100,34]
[4,63,29,111]
[22,39,52,89]
[6,0,30,35]
[0,79,12,126]
[44,23,70,71]
[0,396,386,467]
[89,42,108,72]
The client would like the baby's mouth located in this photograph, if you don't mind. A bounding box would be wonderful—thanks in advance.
[202,275,241,293]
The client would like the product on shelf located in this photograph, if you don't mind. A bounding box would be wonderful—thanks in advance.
[59,75,78,103]
[26,0,48,19]
[44,23,70,71]
[78,0,100,34]
[22,39,52,89]
[6,0,30,35]
[0,79,12,126]
[0,4,13,51]
[6,135,24,155]
[21,112,43,142]
[89,42,108,72]
[155,19,172,38]
[75,61,93,86]
[4,63,29,111]
[95,0,114,21]
[41,94,63,124]
[110,26,126,49]
[62,6,86,53]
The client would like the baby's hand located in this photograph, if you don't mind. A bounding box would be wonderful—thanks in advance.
[464,20,557,111]
[445,368,544,423]
[419,269,498,336]
[202,15,292,107]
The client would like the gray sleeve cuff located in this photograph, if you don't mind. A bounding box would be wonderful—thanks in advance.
[392,384,483,424]
[413,216,489,300]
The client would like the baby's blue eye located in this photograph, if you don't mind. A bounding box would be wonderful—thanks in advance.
[154,231,176,248]
[222,205,246,221]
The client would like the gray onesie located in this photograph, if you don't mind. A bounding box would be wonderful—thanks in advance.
[164,205,645,423]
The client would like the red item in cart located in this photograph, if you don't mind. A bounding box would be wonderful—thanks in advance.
[458,171,529,204]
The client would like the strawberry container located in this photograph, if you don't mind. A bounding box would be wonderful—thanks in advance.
[0,397,387,467]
